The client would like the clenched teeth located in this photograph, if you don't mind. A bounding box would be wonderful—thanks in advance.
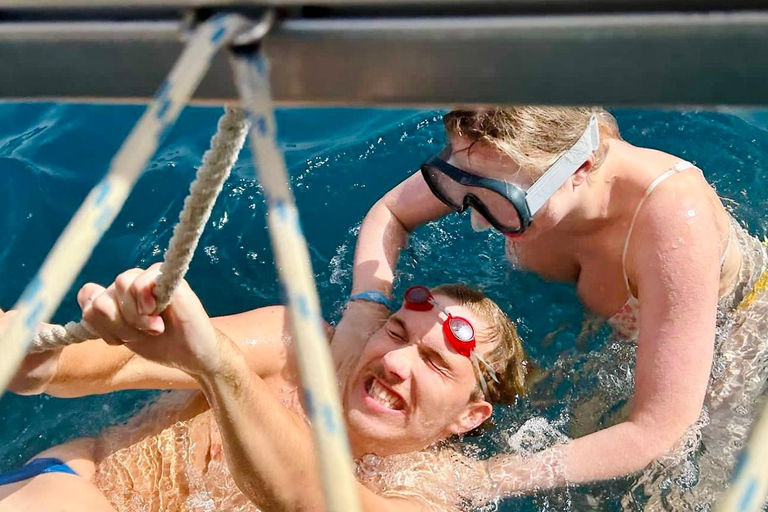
[369,379,405,410]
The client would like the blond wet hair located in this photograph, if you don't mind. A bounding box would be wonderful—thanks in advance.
[431,284,528,405]
[443,106,622,180]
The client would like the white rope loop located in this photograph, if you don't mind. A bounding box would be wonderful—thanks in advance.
[28,106,249,352]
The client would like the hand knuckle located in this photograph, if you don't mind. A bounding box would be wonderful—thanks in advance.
[116,268,144,292]
[92,294,112,317]
[129,279,145,298]
[115,274,132,294]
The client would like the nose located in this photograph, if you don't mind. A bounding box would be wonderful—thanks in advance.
[470,208,491,232]
[381,346,415,383]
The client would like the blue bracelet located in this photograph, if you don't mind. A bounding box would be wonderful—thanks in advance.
[349,290,394,311]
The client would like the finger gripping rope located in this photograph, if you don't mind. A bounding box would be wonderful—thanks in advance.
[30,107,250,352]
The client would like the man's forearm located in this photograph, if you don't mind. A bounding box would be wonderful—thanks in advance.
[194,332,325,511]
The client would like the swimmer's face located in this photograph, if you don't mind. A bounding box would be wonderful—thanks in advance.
[448,134,575,240]
[344,293,493,457]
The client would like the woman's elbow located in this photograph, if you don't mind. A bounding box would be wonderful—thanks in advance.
[363,198,406,230]
[629,416,700,469]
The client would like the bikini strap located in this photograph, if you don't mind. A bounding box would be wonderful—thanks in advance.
[720,218,734,267]
[621,161,695,295]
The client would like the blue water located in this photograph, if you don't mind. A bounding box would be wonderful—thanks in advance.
[1,103,768,510]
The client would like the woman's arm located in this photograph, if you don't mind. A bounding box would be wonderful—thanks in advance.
[343,173,449,377]
[353,173,451,296]
[488,185,722,492]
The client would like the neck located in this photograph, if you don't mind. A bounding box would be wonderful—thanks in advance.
[556,138,626,234]
[346,425,441,460]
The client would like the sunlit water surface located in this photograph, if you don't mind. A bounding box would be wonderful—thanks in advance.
[1,104,768,511]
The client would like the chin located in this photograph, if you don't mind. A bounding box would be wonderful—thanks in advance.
[344,379,416,455]
[346,411,404,456]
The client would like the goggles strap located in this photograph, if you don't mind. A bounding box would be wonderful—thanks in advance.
[431,298,451,317]
[475,353,500,384]
[526,115,600,215]
[471,355,490,399]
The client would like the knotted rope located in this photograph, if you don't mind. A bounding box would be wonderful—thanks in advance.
[31,106,249,352]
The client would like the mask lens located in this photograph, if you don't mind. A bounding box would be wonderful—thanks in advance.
[421,164,468,211]
[421,149,526,233]
[465,188,524,232]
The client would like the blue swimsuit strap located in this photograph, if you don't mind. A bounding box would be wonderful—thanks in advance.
[0,457,77,486]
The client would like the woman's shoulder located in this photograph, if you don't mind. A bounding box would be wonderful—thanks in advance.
[610,143,719,219]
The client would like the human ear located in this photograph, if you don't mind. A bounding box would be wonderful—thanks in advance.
[450,400,493,436]
[571,154,596,187]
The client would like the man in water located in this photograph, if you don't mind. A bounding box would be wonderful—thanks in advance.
[1,264,530,512]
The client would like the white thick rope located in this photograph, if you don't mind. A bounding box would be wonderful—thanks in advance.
[231,51,362,512]
[30,106,249,352]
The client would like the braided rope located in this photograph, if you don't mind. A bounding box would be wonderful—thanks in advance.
[30,106,249,352]
[155,106,249,312]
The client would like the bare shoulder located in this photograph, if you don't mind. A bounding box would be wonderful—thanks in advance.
[629,159,727,256]
[211,305,334,380]
[212,305,291,344]
[213,305,334,342]
[626,161,725,307]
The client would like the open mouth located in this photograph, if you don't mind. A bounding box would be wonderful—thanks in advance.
[364,377,405,411]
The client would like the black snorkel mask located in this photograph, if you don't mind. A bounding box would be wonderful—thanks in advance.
[421,115,600,235]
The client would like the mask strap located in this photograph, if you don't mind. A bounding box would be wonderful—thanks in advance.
[526,115,600,215]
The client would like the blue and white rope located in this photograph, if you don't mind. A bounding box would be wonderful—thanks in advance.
[0,14,250,395]
[715,404,768,511]
[231,51,362,512]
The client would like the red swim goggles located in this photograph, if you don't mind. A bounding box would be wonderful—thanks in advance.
[403,285,476,357]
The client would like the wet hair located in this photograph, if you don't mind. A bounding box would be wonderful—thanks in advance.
[431,284,529,407]
[443,106,622,181]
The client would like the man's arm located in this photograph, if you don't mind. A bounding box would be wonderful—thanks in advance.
[77,266,433,512]
[6,304,297,398]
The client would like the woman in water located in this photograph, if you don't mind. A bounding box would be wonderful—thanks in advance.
[352,107,768,504]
